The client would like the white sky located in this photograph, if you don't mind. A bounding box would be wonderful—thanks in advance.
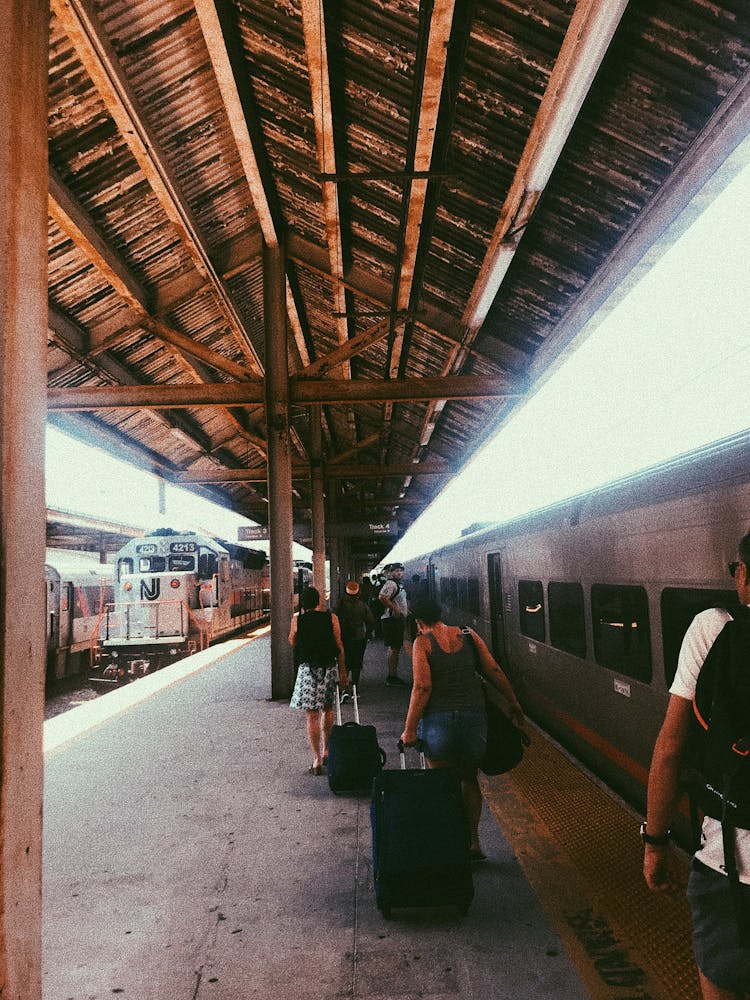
[47,137,750,569]
[386,137,750,564]
[45,428,314,561]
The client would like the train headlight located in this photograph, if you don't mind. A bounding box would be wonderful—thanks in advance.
[169,647,177,656]
[111,651,119,658]
[170,579,180,589]
[123,581,132,591]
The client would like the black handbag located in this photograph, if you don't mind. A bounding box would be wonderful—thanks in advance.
[461,629,530,776]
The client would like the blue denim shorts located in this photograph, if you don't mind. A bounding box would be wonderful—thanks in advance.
[687,861,750,992]
[417,710,487,765]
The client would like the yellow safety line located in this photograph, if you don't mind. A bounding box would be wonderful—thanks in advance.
[482,731,700,1000]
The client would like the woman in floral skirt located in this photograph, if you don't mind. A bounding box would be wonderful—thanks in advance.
[289,587,347,774]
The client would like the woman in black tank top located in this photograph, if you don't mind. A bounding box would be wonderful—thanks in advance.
[289,586,348,774]
[400,596,524,859]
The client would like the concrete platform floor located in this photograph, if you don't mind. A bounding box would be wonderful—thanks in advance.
[43,633,589,1000]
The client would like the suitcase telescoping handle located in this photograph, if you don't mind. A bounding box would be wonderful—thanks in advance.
[397,739,426,770]
[335,683,361,726]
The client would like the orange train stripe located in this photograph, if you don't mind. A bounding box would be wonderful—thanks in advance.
[534,691,649,787]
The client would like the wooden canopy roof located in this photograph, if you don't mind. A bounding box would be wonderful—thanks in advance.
[46,0,750,562]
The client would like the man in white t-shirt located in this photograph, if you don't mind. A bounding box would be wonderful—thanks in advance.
[644,532,750,999]
[379,563,410,687]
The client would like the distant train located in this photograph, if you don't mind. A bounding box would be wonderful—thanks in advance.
[46,558,115,684]
[402,431,750,844]
[45,531,316,689]
[89,528,271,684]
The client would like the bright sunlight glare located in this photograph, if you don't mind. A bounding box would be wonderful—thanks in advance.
[385,138,750,565]
[45,426,313,561]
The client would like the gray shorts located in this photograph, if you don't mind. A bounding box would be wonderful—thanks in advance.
[687,860,750,993]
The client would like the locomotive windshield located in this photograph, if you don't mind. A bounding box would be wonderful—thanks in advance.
[139,556,166,572]
[168,554,195,571]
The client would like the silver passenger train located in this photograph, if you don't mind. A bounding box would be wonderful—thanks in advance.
[402,431,750,840]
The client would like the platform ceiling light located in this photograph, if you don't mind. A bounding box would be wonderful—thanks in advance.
[524,0,629,193]
[468,241,519,327]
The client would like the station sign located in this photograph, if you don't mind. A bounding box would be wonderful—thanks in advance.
[238,525,268,541]
[238,524,311,542]
[328,520,397,539]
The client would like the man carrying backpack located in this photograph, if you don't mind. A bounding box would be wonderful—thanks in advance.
[644,531,750,999]
[335,580,374,702]
[379,563,410,687]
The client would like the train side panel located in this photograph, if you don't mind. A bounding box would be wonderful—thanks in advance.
[405,434,750,829]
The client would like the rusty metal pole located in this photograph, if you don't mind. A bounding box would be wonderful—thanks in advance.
[264,240,294,698]
[309,405,327,599]
[0,3,48,996]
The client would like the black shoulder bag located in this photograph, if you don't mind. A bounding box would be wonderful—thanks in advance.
[462,628,529,775]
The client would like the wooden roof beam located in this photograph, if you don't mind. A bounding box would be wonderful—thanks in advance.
[389,0,455,380]
[48,375,521,410]
[193,0,311,373]
[301,0,350,377]
[172,462,458,484]
[50,0,264,375]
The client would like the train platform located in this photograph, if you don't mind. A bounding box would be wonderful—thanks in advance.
[43,632,699,1000]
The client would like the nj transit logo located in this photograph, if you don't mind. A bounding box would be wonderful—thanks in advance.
[141,578,161,601]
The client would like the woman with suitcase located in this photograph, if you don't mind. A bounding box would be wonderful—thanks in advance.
[399,596,524,859]
[289,587,348,775]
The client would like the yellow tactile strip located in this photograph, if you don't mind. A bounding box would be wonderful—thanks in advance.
[482,729,700,1000]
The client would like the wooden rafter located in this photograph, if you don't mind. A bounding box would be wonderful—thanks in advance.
[50,0,265,376]
[47,375,521,410]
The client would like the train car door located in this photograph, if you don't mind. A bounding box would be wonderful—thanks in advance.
[427,559,437,599]
[487,552,507,663]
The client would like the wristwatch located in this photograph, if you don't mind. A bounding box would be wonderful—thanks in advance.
[640,821,670,846]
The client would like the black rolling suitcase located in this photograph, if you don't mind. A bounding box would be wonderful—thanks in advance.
[370,741,474,918]
[327,685,386,794]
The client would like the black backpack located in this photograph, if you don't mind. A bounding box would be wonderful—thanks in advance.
[682,604,750,941]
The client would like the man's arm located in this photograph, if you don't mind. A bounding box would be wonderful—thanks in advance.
[643,694,692,891]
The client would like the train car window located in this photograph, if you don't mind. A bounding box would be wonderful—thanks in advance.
[467,578,481,616]
[457,577,469,610]
[548,582,586,658]
[518,580,545,642]
[591,584,651,682]
[139,556,166,572]
[661,587,739,686]
[440,577,450,604]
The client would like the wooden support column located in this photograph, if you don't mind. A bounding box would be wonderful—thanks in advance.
[327,480,340,604]
[309,405,326,597]
[0,3,48,997]
[264,241,294,698]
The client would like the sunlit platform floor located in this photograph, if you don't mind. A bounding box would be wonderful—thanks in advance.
[43,634,697,999]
